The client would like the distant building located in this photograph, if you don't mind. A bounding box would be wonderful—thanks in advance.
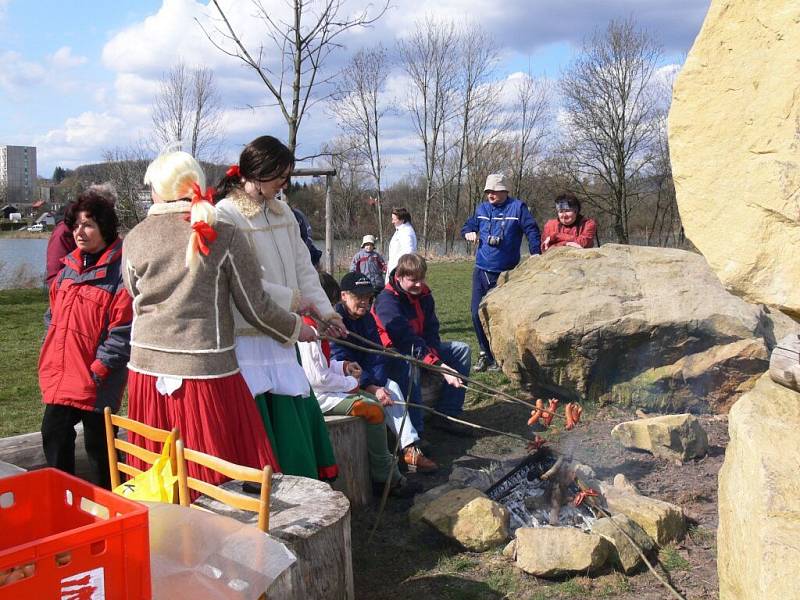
[2,204,20,219]
[0,145,37,207]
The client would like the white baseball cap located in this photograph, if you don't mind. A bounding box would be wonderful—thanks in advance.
[484,173,509,193]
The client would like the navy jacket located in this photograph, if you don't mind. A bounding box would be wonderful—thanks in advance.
[331,303,388,388]
[291,207,322,267]
[371,270,442,366]
[461,197,541,272]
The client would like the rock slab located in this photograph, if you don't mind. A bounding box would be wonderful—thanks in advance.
[481,244,797,413]
[591,514,656,574]
[718,374,800,600]
[513,527,611,578]
[603,487,685,546]
[611,414,709,462]
[669,0,800,319]
[420,487,510,551]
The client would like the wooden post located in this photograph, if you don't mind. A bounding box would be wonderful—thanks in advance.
[325,173,334,274]
[290,168,336,274]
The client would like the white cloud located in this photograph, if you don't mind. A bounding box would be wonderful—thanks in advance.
[0,51,47,95]
[35,112,128,168]
[49,46,88,69]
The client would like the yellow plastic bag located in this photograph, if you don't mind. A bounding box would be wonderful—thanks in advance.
[114,431,178,503]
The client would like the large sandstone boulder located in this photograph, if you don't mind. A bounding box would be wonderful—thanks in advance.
[669,0,800,318]
[611,414,709,462]
[420,487,511,551]
[718,374,800,600]
[512,527,611,578]
[481,244,796,412]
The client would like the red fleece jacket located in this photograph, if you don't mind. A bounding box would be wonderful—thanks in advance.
[541,216,597,252]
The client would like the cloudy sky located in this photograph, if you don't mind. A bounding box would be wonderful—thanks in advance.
[0,0,711,181]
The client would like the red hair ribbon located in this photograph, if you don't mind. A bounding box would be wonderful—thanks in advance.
[190,181,216,206]
[226,164,241,178]
[191,221,218,256]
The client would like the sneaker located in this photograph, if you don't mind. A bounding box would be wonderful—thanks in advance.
[402,445,439,473]
[474,352,496,372]
[486,361,500,372]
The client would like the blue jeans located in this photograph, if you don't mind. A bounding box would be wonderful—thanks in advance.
[471,267,500,359]
[386,341,471,433]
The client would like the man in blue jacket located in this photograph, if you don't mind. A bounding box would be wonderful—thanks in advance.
[461,173,541,371]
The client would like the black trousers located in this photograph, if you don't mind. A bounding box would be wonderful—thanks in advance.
[41,404,111,489]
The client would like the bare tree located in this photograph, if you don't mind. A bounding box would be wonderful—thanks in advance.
[444,25,503,251]
[510,69,551,201]
[558,17,662,243]
[102,145,152,230]
[202,0,388,155]
[398,18,459,251]
[151,63,223,160]
[322,136,368,240]
[646,109,683,247]
[331,45,391,248]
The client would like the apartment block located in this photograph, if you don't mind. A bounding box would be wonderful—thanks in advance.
[0,145,37,206]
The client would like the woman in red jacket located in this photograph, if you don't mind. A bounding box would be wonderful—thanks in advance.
[541,193,597,252]
[38,190,132,489]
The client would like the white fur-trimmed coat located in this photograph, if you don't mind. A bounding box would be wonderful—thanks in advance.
[216,189,338,337]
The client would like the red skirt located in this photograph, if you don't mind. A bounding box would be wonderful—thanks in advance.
[126,371,281,490]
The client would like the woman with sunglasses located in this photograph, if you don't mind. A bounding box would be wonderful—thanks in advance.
[215,135,344,481]
[541,192,597,252]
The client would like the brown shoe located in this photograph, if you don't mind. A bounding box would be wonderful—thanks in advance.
[402,445,438,473]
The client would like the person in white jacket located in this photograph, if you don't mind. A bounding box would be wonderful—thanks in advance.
[214,135,345,482]
[386,207,417,282]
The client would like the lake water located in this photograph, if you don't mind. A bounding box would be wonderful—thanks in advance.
[0,238,48,289]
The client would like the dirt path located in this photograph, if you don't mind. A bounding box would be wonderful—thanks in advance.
[351,399,726,599]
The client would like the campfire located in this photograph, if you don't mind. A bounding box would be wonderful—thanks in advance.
[486,448,596,532]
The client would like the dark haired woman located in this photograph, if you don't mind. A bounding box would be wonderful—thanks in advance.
[215,135,343,481]
[386,207,416,282]
[38,190,132,488]
[123,151,310,492]
[541,193,597,252]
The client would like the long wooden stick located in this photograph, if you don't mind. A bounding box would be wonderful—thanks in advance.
[368,361,414,543]
[315,314,571,423]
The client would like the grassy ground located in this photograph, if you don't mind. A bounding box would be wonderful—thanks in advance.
[0,288,48,436]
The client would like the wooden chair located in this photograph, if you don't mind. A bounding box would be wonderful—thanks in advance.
[174,439,273,532]
[103,406,179,493]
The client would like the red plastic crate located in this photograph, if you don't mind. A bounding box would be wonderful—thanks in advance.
[0,468,151,599]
